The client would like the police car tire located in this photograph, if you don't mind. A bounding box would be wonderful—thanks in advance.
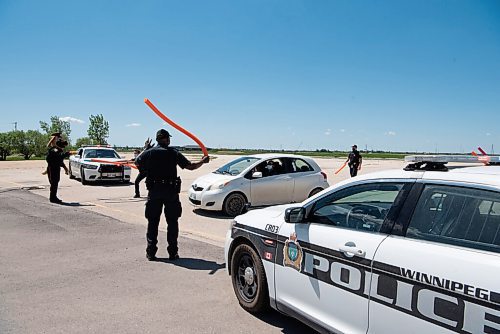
[68,165,75,179]
[80,167,89,185]
[230,244,269,313]
[223,193,247,217]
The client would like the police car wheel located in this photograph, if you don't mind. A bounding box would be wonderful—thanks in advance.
[80,167,89,185]
[231,244,269,313]
[223,193,247,217]
[68,165,75,179]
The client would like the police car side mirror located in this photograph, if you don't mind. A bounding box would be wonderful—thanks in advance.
[252,171,263,178]
[285,207,306,224]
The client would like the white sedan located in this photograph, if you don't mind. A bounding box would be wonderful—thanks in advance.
[188,154,329,216]
[69,146,132,185]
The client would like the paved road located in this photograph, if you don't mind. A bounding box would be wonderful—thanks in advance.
[0,189,314,334]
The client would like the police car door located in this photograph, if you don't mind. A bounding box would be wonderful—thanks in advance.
[369,182,500,334]
[275,181,410,334]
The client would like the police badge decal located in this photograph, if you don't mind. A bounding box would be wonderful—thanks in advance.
[283,232,303,272]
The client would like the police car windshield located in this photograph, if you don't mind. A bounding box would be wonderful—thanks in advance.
[214,157,260,175]
[84,149,120,159]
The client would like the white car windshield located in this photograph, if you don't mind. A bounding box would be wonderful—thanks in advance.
[214,157,260,176]
[84,149,120,159]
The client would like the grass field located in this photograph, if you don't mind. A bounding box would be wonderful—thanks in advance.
[207,149,409,159]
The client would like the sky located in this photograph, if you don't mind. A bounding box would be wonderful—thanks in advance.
[0,0,499,153]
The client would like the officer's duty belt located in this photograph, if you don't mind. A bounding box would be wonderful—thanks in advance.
[150,179,176,185]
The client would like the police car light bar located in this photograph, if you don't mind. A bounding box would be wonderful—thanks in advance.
[405,155,500,164]
[404,155,500,171]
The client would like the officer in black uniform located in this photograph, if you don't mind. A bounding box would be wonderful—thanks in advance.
[46,134,70,203]
[346,144,362,177]
[136,129,209,261]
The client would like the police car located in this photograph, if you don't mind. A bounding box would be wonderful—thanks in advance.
[69,146,131,185]
[224,155,500,334]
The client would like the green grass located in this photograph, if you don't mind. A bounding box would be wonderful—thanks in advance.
[207,149,408,159]
[4,155,46,161]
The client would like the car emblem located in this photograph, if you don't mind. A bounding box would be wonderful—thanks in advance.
[283,232,303,272]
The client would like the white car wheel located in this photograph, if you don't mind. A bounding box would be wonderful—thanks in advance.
[223,193,247,217]
[80,167,89,185]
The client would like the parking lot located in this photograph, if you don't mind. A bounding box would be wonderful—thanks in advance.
[0,155,405,333]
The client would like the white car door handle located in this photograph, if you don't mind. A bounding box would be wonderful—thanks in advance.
[339,245,366,257]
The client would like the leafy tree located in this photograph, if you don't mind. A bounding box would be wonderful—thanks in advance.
[17,130,47,159]
[0,132,15,161]
[87,114,109,145]
[40,116,71,144]
[75,137,93,148]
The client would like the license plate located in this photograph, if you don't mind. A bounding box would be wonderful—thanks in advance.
[103,173,116,177]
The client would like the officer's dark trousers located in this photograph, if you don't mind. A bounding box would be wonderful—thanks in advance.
[145,187,182,257]
[134,171,147,195]
[349,164,359,177]
[47,167,61,200]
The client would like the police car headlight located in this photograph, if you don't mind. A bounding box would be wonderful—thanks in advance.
[82,164,98,169]
[207,181,230,191]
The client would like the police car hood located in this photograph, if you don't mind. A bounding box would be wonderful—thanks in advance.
[83,158,127,165]
[235,204,296,228]
[191,172,237,189]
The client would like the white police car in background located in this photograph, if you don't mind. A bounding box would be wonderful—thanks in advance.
[69,146,131,185]
[224,155,500,334]
[188,154,329,216]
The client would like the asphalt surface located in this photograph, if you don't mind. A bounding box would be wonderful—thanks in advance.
[0,189,314,334]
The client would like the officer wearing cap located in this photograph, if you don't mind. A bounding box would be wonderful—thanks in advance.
[45,133,70,203]
[345,144,362,177]
[136,129,209,261]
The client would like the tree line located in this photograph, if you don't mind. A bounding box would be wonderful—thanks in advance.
[0,114,109,161]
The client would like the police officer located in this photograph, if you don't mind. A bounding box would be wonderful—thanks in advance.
[136,129,209,261]
[45,133,70,203]
[346,144,362,177]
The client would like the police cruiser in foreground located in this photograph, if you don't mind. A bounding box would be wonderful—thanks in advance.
[224,155,500,334]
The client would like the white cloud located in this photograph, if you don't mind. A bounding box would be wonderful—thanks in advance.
[385,131,397,136]
[486,132,491,136]
[340,129,346,133]
[126,123,141,127]
[324,129,331,136]
[59,116,84,124]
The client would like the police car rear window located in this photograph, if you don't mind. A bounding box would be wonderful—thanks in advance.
[406,185,500,253]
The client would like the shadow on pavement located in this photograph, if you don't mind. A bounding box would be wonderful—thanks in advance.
[60,202,95,207]
[99,198,146,203]
[256,311,319,334]
[155,257,225,275]
[192,208,233,220]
